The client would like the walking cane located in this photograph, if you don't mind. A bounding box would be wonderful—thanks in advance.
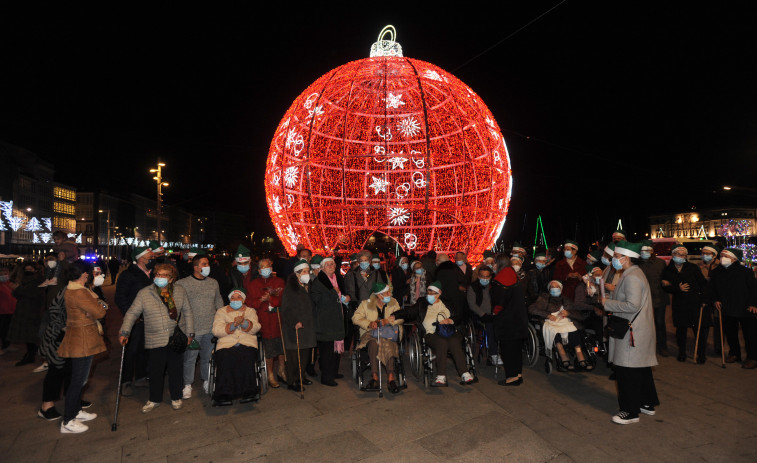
[718,307,726,369]
[694,304,704,363]
[112,344,126,431]
[295,327,304,399]
[377,320,383,399]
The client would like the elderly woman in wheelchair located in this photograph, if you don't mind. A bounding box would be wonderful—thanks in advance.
[210,288,262,405]
[351,282,404,394]
[528,281,593,372]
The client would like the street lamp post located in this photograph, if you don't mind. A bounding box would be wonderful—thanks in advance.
[149,162,169,243]
[98,209,110,258]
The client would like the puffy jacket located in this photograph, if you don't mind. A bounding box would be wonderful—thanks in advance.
[120,283,194,349]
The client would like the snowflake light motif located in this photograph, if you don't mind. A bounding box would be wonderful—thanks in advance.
[39,232,52,243]
[388,208,410,226]
[25,217,42,232]
[32,233,40,243]
[0,201,13,221]
[284,166,299,188]
[272,195,282,214]
[7,216,25,231]
[369,176,390,195]
[397,116,421,138]
[387,156,408,170]
[423,70,444,82]
[42,218,52,231]
[126,237,135,245]
[0,219,5,231]
[285,128,304,156]
[385,92,405,109]
[286,226,299,246]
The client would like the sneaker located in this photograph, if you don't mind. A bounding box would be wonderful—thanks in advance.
[38,407,62,421]
[640,405,656,416]
[121,383,134,397]
[182,384,192,400]
[202,380,209,395]
[132,377,149,388]
[75,410,97,421]
[142,401,160,413]
[32,362,49,373]
[612,411,640,424]
[81,400,92,409]
[60,419,88,434]
[431,375,448,387]
[461,372,475,384]
[171,400,183,410]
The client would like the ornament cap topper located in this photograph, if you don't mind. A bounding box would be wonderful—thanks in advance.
[370,25,403,57]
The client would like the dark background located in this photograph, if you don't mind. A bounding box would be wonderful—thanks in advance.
[1,2,755,249]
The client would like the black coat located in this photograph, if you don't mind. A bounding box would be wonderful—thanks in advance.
[490,279,528,341]
[434,260,466,315]
[311,271,345,342]
[280,274,316,349]
[391,266,410,303]
[115,263,153,315]
[662,261,708,327]
[525,267,550,305]
[710,263,757,318]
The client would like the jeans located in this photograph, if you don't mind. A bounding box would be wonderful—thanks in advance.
[183,333,213,385]
[63,356,93,423]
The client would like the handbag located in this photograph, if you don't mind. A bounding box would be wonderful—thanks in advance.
[433,313,456,338]
[606,310,641,342]
[371,324,399,342]
[167,312,188,353]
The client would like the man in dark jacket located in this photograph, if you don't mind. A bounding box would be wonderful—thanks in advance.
[114,247,154,395]
[434,253,466,317]
[310,257,346,386]
[108,257,120,285]
[280,260,316,391]
[638,240,670,356]
[710,248,757,369]
[391,256,410,305]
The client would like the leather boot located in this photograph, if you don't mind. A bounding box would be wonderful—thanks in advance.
[277,362,287,384]
[266,359,280,388]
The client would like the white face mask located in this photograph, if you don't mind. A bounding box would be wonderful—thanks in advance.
[200,266,211,277]
[512,265,521,273]
[93,275,105,287]
[299,273,311,284]
[720,256,733,268]
[47,260,57,269]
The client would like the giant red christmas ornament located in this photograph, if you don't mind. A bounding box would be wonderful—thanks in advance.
[265,26,512,258]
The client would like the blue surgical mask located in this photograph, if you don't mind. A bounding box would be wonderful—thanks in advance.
[360,262,370,271]
[564,250,573,259]
[673,256,686,265]
[601,256,611,266]
[426,295,436,304]
[400,263,408,271]
[594,276,602,284]
[382,295,391,303]
[549,288,562,297]
[640,251,651,260]
[230,300,243,310]
[415,268,423,275]
[702,254,713,263]
[479,279,490,286]
[260,267,272,278]
[200,267,211,277]
[535,262,546,270]
[237,265,250,273]
[372,262,381,270]
[340,294,348,304]
[612,257,623,271]
[154,277,168,288]
[456,260,464,266]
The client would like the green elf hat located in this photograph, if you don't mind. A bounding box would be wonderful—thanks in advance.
[371,281,389,295]
[149,240,164,252]
[604,242,616,256]
[187,247,204,259]
[321,255,335,265]
[510,255,523,263]
[612,229,626,240]
[671,244,688,254]
[586,262,603,273]
[228,287,247,300]
[564,239,579,250]
[371,254,381,262]
[293,259,310,273]
[132,246,151,261]
[512,242,526,254]
[427,280,442,293]
[534,252,547,261]
[615,240,642,258]
[483,250,495,260]
[586,249,602,263]
[350,253,358,263]
[234,244,251,263]
[723,248,743,261]
[641,239,654,251]
[702,243,721,255]
[310,255,324,269]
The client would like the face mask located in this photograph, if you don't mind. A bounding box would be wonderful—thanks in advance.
[0,275,9,282]
[640,251,651,260]
[672,256,686,265]
[702,254,713,263]
[415,268,423,275]
[594,276,602,284]
[260,267,272,278]
[299,273,310,284]
[612,257,623,271]
[382,295,392,303]
[372,263,381,270]
[237,265,250,273]
[340,294,348,304]
[400,263,408,271]
[154,277,168,288]
[200,267,211,277]
[535,262,545,270]
[720,256,732,268]
[93,275,105,287]
[426,295,436,304]
[549,288,562,297]
[230,300,243,310]
[456,260,464,266]
[512,265,521,273]
[479,279,490,286]
[47,260,57,269]
[601,256,611,266]
[564,250,573,259]
[359,262,370,271]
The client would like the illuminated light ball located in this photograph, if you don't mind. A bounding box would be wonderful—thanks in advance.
[264,26,512,258]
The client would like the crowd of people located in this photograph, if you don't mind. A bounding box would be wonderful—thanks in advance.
[2,228,756,433]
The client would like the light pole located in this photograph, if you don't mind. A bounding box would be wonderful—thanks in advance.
[149,162,169,243]
[98,210,110,258]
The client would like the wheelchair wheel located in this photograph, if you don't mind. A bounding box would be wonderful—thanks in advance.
[407,330,423,380]
[463,320,476,356]
[544,358,553,374]
[351,349,358,381]
[463,333,478,380]
[523,323,540,368]
[258,340,268,396]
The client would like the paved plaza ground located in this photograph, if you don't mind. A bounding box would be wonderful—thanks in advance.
[1,282,756,462]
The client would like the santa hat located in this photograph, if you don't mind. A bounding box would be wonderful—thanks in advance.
[615,240,642,258]
[564,239,578,250]
[586,249,602,263]
[723,248,743,261]
[641,239,654,252]
[702,243,721,255]
[604,242,616,256]
[427,281,443,293]
[234,244,251,263]
[132,247,151,261]
[228,287,247,300]
[510,255,523,263]
[149,240,164,253]
[294,259,310,273]
[371,282,389,295]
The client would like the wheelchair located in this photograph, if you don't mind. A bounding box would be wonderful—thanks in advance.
[207,334,268,406]
[351,325,407,393]
[526,316,605,375]
[406,320,478,387]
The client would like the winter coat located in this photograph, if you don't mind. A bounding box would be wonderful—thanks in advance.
[638,257,669,309]
[391,266,410,303]
[311,271,346,342]
[661,261,708,328]
[434,260,467,315]
[603,265,657,368]
[490,268,529,341]
[9,273,45,344]
[552,257,588,301]
[0,281,16,315]
[212,305,261,351]
[528,293,582,324]
[40,288,66,368]
[120,283,194,349]
[247,275,285,339]
[279,274,316,350]
[115,263,153,315]
[526,267,550,304]
[710,263,757,318]
[352,293,403,339]
[344,267,388,306]
[57,283,107,358]
[467,281,492,318]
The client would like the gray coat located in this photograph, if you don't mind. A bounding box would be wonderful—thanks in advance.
[120,284,194,349]
[604,265,658,368]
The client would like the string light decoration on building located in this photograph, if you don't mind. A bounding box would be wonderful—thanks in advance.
[264,26,513,257]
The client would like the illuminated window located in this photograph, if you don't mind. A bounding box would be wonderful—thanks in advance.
[53,217,75,231]
[54,187,76,202]
[54,201,75,215]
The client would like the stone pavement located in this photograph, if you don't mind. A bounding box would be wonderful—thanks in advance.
[1,283,756,462]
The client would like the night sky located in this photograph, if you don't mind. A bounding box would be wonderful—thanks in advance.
[1,2,756,249]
